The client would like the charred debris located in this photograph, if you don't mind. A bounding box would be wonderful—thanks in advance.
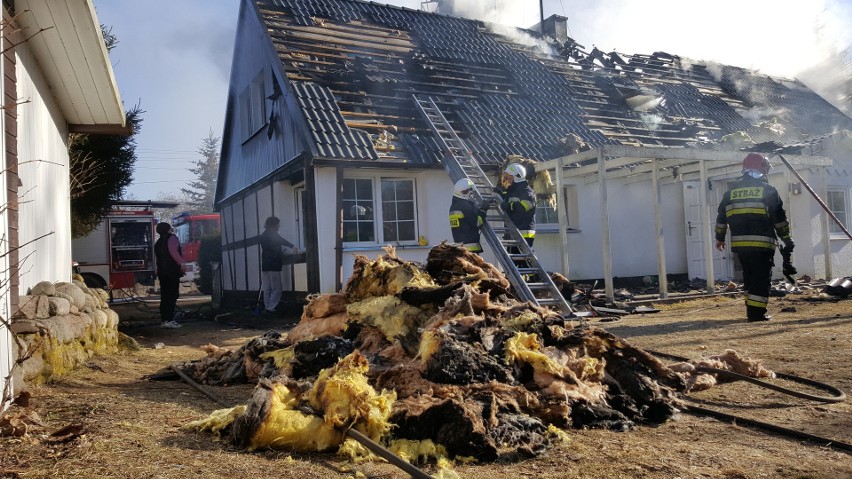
[167,243,775,463]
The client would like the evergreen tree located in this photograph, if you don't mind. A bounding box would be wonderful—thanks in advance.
[181,130,220,212]
[69,106,143,238]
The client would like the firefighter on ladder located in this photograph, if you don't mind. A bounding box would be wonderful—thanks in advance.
[715,153,793,322]
[449,178,487,253]
[498,163,537,276]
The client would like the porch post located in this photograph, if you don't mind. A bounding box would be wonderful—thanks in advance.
[554,158,570,277]
[651,159,668,298]
[699,159,715,292]
[820,167,832,279]
[304,163,321,292]
[335,165,344,292]
[598,150,614,302]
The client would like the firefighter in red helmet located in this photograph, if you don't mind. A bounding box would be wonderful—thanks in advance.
[715,153,793,321]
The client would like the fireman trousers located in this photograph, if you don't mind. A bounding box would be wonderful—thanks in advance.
[736,250,774,319]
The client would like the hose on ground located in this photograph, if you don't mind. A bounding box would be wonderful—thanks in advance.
[645,350,850,452]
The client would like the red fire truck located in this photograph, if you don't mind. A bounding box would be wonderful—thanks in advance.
[71,201,177,291]
[171,212,221,282]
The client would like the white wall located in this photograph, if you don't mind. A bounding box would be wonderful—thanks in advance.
[220,179,304,293]
[15,39,73,292]
[537,177,687,280]
[315,167,455,293]
[0,36,11,410]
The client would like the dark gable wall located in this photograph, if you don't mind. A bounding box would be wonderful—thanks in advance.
[216,0,313,207]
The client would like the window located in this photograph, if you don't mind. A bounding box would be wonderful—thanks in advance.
[382,179,416,242]
[827,188,848,235]
[343,178,375,242]
[240,69,267,140]
[533,185,579,231]
[342,177,417,244]
[535,204,558,224]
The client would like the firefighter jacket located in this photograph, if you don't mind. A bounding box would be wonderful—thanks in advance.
[499,180,536,240]
[449,195,486,252]
[715,175,791,252]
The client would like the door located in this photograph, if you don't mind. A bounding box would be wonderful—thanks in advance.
[684,181,731,280]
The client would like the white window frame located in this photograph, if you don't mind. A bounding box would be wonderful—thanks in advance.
[535,185,580,233]
[342,176,419,246]
[826,187,849,239]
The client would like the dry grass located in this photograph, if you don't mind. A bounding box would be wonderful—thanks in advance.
[1,292,851,479]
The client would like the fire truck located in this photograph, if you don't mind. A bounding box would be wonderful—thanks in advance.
[171,212,221,282]
[71,201,178,291]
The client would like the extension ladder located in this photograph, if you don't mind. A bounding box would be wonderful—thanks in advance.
[413,95,577,317]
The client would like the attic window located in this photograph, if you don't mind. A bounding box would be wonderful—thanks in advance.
[240,69,268,141]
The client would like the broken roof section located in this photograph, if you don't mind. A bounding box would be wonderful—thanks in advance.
[257,0,852,166]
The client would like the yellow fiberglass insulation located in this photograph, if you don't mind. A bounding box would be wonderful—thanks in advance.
[307,351,396,441]
[259,346,296,376]
[344,248,436,302]
[347,295,435,342]
[247,382,342,452]
[504,332,607,403]
[184,405,247,438]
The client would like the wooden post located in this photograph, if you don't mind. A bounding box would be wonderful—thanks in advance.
[335,165,344,292]
[698,159,715,292]
[554,158,570,277]
[304,163,321,293]
[820,167,832,279]
[652,159,668,298]
[598,150,614,303]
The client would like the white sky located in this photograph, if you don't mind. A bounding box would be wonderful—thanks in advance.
[94,0,851,200]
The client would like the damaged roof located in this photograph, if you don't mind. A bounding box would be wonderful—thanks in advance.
[256,0,852,166]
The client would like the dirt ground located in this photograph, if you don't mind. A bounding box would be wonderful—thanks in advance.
[1,290,851,479]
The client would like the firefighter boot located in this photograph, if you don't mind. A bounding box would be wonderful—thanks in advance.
[746,305,771,322]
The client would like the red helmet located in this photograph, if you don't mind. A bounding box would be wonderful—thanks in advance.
[742,153,770,175]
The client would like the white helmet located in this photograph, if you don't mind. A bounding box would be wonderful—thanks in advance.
[453,178,475,198]
[504,163,527,182]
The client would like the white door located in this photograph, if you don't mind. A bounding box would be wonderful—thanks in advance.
[684,181,732,280]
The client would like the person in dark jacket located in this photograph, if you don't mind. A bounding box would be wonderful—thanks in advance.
[715,153,793,321]
[449,178,487,254]
[498,163,537,247]
[154,222,186,328]
[260,216,297,314]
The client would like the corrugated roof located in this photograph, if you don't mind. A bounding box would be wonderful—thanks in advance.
[256,0,852,165]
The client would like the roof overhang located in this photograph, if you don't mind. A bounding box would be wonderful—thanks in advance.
[14,0,128,134]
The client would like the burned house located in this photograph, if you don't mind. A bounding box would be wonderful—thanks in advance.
[214,0,852,303]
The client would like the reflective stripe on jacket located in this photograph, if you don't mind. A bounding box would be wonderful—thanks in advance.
[715,176,790,252]
[499,181,536,233]
[450,196,485,249]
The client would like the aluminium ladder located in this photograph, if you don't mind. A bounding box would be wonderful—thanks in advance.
[413,95,577,317]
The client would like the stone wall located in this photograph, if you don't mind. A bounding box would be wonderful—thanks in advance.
[9,279,119,386]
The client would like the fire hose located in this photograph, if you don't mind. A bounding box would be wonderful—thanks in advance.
[646,351,851,452]
[776,153,852,242]
[169,364,435,479]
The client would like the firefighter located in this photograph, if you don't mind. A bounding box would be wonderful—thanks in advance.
[449,178,487,253]
[715,153,793,321]
[498,163,536,247]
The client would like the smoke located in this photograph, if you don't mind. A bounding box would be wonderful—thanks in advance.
[539,0,851,79]
[438,0,553,54]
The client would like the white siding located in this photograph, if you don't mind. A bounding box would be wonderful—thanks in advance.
[0,39,11,410]
[15,41,73,292]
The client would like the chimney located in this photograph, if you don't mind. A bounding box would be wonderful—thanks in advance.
[541,14,568,42]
